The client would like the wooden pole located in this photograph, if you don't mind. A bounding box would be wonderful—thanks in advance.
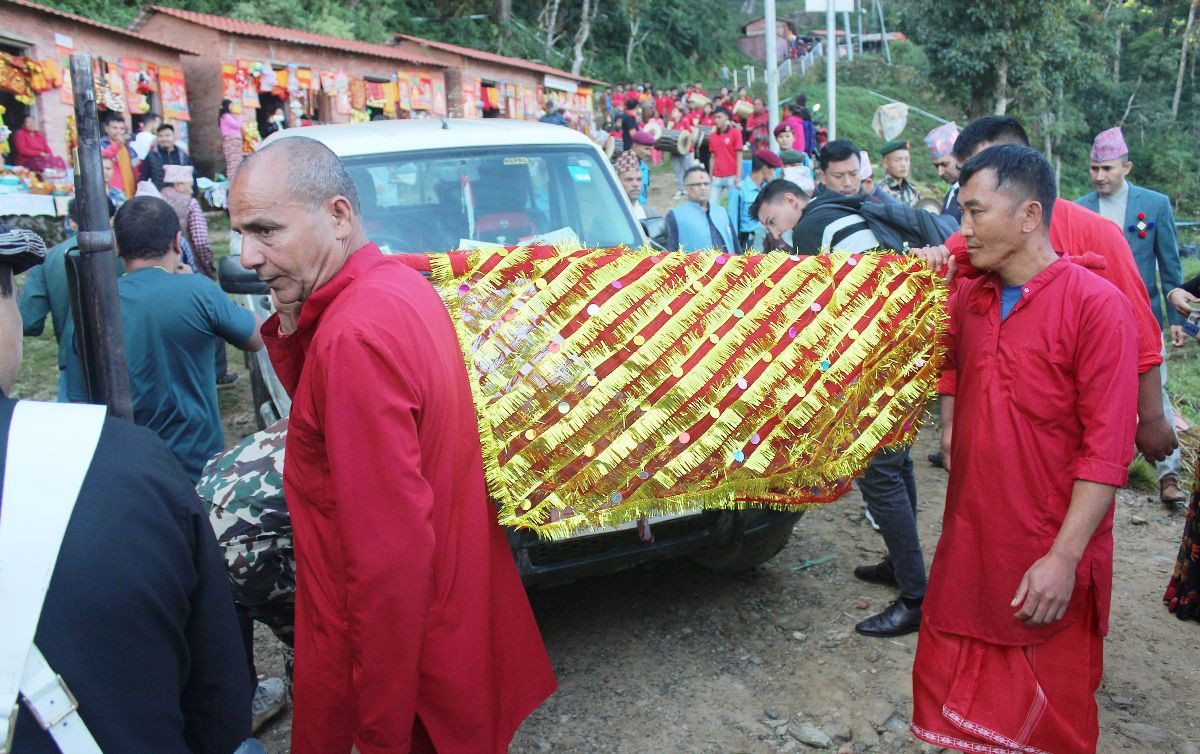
[68,53,133,420]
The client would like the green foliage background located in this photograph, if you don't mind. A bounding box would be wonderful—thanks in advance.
[39,0,749,85]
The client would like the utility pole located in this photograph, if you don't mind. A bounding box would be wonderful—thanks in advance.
[765,0,780,150]
[68,53,133,420]
[874,0,891,65]
[843,10,854,61]
[856,0,864,56]
[826,1,837,138]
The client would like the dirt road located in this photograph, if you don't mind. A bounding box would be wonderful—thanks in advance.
[247,164,1200,752]
[245,425,1199,753]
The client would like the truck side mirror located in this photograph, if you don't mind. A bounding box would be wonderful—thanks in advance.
[218,255,269,295]
[640,215,667,247]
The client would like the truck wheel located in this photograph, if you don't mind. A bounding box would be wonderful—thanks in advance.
[691,512,802,573]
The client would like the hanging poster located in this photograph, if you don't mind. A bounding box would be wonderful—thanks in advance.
[432,74,447,116]
[158,66,190,121]
[55,35,73,106]
[397,72,411,110]
[462,80,477,118]
[221,63,240,102]
[237,60,259,108]
[349,78,367,111]
[413,74,433,111]
[382,82,397,117]
[120,58,150,114]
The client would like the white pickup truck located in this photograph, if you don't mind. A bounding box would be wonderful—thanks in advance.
[218,118,800,586]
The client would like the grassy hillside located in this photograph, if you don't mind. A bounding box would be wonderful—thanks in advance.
[745,45,962,200]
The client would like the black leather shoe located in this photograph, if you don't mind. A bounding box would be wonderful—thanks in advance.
[927,452,944,468]
[853,559,898,587]
[855,599,922,637]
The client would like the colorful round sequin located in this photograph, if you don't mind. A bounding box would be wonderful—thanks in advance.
[678,432,691,444]
[524,429,536,441]
[733,450,745,463]
[751,433,761,444]
[810,302,822,312]
[737,378,749,390]
[611,493,624,504]
[637,470,650,480]
[586,303,601,316]
[709,408,720,419]
[612,280,623,289]
[457,284,470,294]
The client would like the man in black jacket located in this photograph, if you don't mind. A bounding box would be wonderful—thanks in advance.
[140,123,197,193]
[0,232,252,752]
[750,143,955,639]
[785,140,956,254]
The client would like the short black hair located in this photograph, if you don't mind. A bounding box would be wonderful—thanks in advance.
[67,197,115,225]
[748,179,805,220]
[113,196,181,261]
[0,264,12,298]
[156,123,174,134]
[683,165,709,180]
[958,144,1056,229]
[818,139,860,171]
[952,116,1030,162]
[101,111,124,126]
[625,98,639,110]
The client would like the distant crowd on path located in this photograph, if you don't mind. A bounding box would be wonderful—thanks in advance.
[6,69,1200,754]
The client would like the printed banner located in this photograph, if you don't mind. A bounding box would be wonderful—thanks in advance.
[238,60,259,108]
[462,79,478,118]
[414,73,433,110]
[427,246,947,539]
[396,71,411,110]
[221,63,240,103]
[56,42,73,105]
[432,73,447,116]
[158,66,190,121]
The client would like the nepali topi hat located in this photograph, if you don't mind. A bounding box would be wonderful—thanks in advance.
[924,122,959,160]
[1091,127,1129,163]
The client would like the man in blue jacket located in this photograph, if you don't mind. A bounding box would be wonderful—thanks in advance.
[1077,126,1186,505]
[665,165,740,253]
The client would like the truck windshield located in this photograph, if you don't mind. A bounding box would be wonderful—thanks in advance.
[340,145,642,254]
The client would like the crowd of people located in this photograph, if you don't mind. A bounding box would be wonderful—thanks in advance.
[1,82,1197,754]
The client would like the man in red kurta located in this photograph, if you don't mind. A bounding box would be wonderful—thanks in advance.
[912,145,1138,754]
[229,137,555,753]
[934,116,1175,467]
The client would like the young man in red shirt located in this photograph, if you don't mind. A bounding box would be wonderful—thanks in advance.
[707,106,744,210]
[913,143,1138,754]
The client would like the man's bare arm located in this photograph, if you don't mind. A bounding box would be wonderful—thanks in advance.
[1010,480,1114,626]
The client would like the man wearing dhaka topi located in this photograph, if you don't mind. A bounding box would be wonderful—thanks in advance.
[228,136,555,753]
[911,145,1138,754]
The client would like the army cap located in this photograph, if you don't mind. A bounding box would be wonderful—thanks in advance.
[778,149,807,166]
[880,139,910,157]
[0,226,47,274]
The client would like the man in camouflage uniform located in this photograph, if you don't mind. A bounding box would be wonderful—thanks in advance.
[197,418,294,730]
[878,139,921,207]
